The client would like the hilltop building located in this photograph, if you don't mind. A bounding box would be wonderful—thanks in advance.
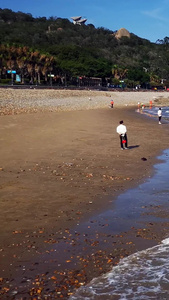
[71,16,87,25]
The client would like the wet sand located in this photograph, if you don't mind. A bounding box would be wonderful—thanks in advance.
[0,89,169,298]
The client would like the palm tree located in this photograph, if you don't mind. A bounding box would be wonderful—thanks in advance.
[41,55,56,84]
[112,64,128,79]
[16,47,28,84]
[31,51,41,84]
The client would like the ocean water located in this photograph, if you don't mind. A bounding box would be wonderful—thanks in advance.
[69,149,169,299]
[70,238,169,300]
[138,106,169,122]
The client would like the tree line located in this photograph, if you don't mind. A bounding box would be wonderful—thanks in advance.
[1,8,169,88]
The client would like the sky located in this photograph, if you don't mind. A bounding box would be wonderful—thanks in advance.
[1,0,169,42]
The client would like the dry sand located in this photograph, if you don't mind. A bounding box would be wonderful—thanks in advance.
[0,88,169,298]
[0,88,169,114]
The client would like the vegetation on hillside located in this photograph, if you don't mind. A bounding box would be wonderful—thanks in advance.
[1,8,169,88]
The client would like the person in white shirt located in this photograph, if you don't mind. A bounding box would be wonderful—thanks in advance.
[116,120,128,150]
[158,108,162,124]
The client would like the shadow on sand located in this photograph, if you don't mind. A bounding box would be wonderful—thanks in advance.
[128,145,140,149]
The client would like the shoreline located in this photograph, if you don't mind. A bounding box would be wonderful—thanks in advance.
[0,89,169,298]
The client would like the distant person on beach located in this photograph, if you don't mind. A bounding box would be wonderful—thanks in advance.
[110,100,114,108]
[116,120,128,150]
[158,108,162,124]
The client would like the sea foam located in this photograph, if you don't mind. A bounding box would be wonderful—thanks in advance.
[70,237,169,299]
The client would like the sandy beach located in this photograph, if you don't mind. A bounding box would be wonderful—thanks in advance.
[1,88,169,114]
[1,88,169,298]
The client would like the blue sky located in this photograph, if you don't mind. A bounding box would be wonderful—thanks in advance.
[1,0,169,42]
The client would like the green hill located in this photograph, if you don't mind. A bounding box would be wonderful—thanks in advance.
[0,8,169,88]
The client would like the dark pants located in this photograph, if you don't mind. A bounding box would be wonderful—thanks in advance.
[120,134,128,149]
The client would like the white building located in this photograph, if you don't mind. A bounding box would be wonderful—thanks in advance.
[71,16,87,25]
